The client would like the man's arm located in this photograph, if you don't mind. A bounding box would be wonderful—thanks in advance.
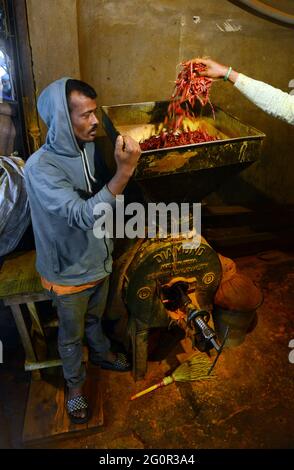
[106,135,141,195]
[193,58,294,125]
[234,73,294,125]
[25,135,141,231]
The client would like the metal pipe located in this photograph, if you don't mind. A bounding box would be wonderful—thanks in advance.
[25,359,62,371]
[231,0,294,26]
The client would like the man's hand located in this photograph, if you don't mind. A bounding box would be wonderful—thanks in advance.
[187,58,239,83]
[114,135,141,178]
[107,135,141,196]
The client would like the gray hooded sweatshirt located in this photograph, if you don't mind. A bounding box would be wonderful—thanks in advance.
[24,77,115,285]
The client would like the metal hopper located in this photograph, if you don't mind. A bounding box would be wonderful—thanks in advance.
[101,100,265,202]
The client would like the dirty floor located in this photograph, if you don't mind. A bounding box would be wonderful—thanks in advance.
[0,249,293,449]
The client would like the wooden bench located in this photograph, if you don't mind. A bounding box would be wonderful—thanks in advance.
[0,250,103,443]
[0,250,61,379]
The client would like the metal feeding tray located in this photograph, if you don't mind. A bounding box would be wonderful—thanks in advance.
[101,100,266,202]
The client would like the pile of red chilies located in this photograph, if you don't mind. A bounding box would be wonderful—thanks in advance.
[140,128,217,151]
[140,60,217,151]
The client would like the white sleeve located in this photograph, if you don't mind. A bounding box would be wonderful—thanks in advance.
[234,73,294,125]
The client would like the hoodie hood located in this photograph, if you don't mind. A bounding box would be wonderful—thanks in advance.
[37,77,81,157]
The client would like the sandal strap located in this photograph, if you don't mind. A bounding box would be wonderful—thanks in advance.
[67,395,88,413]
[116,353,129,367]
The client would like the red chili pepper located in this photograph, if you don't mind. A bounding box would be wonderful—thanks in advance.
[140,129,219,151]
[140,61,216,151]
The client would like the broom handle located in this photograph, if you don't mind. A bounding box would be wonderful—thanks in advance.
[130,375,174,400]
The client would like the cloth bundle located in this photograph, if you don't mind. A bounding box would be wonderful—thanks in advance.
[0,156,30,256]
[215,254,263,311]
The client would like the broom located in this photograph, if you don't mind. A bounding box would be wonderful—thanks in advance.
[130,353,215,401]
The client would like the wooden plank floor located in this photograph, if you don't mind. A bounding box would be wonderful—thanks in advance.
[23,365,103,446]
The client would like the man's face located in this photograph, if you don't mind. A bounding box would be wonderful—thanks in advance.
[68,90,99,142]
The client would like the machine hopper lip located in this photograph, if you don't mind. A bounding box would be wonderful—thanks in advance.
[101,100,266,181]
[101,100,266,154]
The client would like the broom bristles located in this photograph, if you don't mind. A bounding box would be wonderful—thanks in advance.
[171,353,215,382]
[130,353,215,400]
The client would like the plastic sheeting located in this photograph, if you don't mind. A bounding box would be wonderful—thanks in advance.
[0,156,30,256]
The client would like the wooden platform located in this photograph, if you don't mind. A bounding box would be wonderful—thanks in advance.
[23,366,103,446]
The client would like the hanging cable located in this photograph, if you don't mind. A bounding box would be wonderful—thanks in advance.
[230,0,294,26]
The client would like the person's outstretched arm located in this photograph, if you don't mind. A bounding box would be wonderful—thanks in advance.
[193,58,294,125]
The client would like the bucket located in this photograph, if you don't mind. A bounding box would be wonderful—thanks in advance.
[212,305,258,347]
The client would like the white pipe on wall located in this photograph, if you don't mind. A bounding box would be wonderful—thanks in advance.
[231,0,294,26]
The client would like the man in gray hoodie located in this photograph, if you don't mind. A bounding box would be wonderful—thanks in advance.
[24,78,141,423]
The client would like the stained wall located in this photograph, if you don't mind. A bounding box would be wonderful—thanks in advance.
[26,0,294,204]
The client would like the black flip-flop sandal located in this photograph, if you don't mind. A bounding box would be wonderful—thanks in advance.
[98,352,131,372]
[66,395,90,424]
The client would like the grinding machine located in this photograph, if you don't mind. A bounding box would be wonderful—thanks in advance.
[102,100,265,380]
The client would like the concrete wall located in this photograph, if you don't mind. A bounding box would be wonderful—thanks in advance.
[26,0,80,93]
[26,0,294,204]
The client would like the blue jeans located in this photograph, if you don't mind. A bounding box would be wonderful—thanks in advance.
[47,277,111,388]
